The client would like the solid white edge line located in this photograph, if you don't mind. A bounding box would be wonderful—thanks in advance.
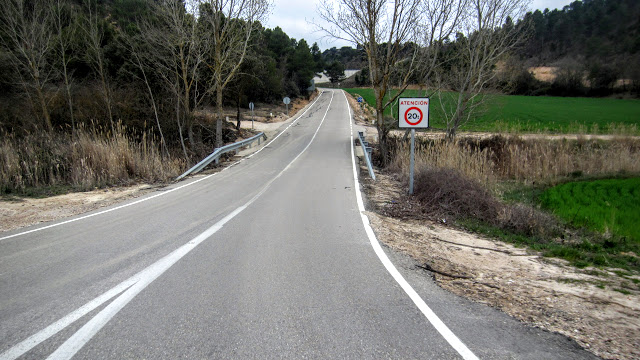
[341,90,479,360]
[0,91,331,360]
[0,91,326,243]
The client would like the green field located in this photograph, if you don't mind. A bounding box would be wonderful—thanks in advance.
[343,88,640,134]
[540,178,640,243]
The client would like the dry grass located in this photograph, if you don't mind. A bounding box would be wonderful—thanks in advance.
[390,135,640,187]
[1,125,184,194]
[498,137,640,184]
[389,137,496,187]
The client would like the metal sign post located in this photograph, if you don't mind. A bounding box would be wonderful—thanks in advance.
[283,97,291,116]
[398,98,429,195]
[410,129,415,194]
[249,102,255,129]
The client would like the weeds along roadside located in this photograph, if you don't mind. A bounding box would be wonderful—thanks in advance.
[0,124,185,195]
[385,134,640,273]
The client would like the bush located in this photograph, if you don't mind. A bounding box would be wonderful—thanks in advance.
[499,203,560,238]
[411,167,502,224]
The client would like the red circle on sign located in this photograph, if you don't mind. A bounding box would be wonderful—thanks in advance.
[404,107,423,126]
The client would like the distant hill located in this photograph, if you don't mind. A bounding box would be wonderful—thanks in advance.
[500,0,640,96]
[519,0,640,66]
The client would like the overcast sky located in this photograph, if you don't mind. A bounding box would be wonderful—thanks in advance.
[265,0,576,51]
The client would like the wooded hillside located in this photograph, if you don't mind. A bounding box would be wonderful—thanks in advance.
[504,0,640,96]
[0,0,322,147]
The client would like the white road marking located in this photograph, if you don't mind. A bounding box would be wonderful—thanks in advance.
[0,278,137,360]
[0,91,334,360]
[342,90,479,360]
[0,92,325,243]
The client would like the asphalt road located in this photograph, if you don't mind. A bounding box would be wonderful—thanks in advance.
[0,89,598,359]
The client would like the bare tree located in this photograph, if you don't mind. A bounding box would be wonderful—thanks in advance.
[126,41,171,159]
[0,0,55,131]
[416,0,468,89]
[317,0,421,165]
[80,0,115,135]
[201,0,271,148]
[52,0,77,135]
[430,0,530,138]
[137,0,208,156]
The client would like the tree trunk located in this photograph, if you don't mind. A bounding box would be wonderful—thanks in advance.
[64,76,75,136]
[181,50,194,147]
[35,86,52,131]
[176,97,188,161]
[216,87,223,148]
[186,111,195,146]
[374,87,390,166]
[99,72,115,136]
[236,94,241,131]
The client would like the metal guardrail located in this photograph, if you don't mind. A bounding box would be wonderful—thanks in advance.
[357,131,376,180]
[176,132,268,181]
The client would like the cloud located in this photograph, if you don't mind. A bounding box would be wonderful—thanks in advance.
[265,0,574,51]
[266,0,350,50]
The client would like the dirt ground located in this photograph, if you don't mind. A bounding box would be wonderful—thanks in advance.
[529,66,558,82]
[0,184,157,233]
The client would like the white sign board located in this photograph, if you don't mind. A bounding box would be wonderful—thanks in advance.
[283,97,291,105]
[398,98,429,128]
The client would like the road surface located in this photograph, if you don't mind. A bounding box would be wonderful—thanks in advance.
[0,89,597,359]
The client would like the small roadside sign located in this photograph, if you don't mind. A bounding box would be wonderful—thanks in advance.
[398,98,429,128]
[357,97,363,103]
[249,102,254,110]
[398,97,429,195]
[283,97,291,116]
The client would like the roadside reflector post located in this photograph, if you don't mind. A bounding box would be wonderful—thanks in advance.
[249,102,255,129]
[398,97,429,195]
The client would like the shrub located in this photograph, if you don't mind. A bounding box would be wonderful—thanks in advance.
[499,203,560,238]
[411,167,501,224]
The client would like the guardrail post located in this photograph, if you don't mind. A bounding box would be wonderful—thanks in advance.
[357,131,376,181]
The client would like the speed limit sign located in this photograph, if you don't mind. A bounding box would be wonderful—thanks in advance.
[398,98,429,128]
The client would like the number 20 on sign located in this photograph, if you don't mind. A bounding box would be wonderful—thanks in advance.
[398,98,429,128]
